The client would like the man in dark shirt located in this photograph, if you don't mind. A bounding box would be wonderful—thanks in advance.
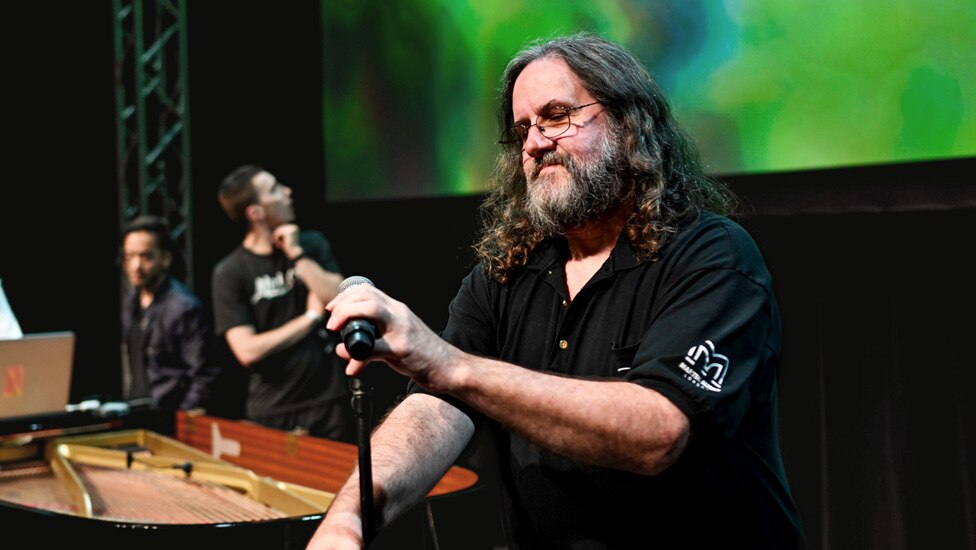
[308,33,803,549]
[212,165,353,441]
[120,215,216,411]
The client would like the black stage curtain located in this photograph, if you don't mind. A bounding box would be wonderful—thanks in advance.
[743,205,975,550]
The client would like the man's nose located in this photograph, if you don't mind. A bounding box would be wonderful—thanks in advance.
[521,126,556,158]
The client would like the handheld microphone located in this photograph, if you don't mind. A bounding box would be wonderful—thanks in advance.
[336,276,378,360]
[338,276,379,546]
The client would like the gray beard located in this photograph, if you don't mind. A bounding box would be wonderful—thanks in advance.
[524,130,626,235]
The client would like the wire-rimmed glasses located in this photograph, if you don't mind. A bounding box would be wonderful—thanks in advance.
[498,101,601,145]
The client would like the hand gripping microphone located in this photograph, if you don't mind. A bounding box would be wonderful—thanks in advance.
[336,276,378,360]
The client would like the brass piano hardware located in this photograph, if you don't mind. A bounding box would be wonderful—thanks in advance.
[0,440,37,463]
[2,428,333,522]
[286,430,302,457]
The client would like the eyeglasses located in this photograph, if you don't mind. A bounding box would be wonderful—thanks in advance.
[498,101,601,145]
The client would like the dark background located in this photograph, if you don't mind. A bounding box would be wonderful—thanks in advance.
[2,3,973,549]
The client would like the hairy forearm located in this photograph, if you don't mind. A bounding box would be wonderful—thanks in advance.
[322,283,686,476]
[307,394,473,548]
[367,394,473,525]
[444,355,689,475]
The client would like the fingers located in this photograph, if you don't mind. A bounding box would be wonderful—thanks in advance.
[327,285,393,372]
[271,224,300,251]
[345,358,368,376]
[334,341,382,376]
[325,285,385,333]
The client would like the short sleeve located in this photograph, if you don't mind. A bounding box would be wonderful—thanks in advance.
[625,221,779,439]
[211,257,254,335]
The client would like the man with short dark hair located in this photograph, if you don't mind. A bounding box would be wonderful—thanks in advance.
[120,215,215,411]
[212,166,352,441]
[308,33,802,549]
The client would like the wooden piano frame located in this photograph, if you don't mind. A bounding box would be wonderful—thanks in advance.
[173,410,479,497]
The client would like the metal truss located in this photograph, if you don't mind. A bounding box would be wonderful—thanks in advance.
[112,0,194,288]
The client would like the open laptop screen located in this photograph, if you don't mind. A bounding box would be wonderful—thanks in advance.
[0,331,75,420]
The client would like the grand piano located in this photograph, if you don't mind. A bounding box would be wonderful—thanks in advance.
[0,406,483,549]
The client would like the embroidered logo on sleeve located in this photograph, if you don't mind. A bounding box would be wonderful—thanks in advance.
[678,340,729,392]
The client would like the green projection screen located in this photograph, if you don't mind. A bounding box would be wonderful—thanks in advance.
[322,0,976,201]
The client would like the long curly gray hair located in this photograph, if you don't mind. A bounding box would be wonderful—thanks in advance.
[474,33,737,283]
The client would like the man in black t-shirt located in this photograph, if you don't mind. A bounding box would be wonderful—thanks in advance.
[212,165,352,442]
[308,34,803,549]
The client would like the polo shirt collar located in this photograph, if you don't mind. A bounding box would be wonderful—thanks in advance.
[525,234,642,274]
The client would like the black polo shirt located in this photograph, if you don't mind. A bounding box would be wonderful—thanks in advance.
[420,211,802,549]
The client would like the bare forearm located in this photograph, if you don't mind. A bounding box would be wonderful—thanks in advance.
[368,394,473,524]
[445,355,689,475]
[323,284,688,476]
[272,225,342,303]
[225,315,318,367]
[294,258,342,303]
[307,394,473,548]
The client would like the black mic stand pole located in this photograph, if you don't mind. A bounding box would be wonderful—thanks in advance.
[349,376,375,547]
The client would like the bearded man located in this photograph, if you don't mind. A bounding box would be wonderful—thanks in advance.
[308,33,803,550]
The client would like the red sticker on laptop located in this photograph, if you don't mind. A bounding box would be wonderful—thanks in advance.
[3,364,24,397]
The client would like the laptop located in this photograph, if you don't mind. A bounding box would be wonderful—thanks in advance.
[0,331,75,420]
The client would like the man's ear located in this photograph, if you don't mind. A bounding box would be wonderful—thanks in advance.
[245,203,264,223]
[161,249,173,271]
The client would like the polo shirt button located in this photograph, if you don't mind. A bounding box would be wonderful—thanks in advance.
[561,299,568,308]
[558,339,569,349]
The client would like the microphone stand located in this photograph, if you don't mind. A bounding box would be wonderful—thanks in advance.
[349,376,375,547]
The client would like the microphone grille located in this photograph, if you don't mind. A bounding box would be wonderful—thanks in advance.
[337,275,375,294]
